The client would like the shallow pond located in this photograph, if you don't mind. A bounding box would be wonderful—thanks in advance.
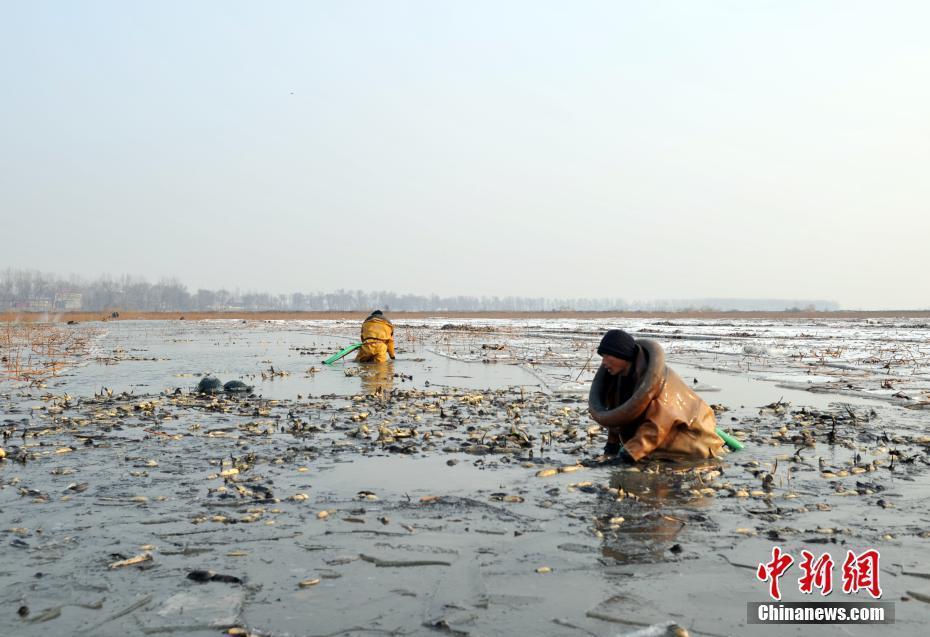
[2,318,928,636]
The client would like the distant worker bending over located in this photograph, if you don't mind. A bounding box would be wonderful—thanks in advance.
[356,310,396,363]
[588,329,723,463]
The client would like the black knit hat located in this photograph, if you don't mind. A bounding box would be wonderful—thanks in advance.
[597,329,637,361]
[369,310,383,317]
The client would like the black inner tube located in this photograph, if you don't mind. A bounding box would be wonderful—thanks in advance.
[588,339,668,428]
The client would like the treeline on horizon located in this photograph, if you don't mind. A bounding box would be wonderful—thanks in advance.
[0,269,839,312]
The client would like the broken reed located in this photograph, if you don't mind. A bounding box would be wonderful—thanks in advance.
[0,321,95,384]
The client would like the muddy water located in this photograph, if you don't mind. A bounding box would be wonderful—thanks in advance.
[1,319,928,636]
[54,320,541,398]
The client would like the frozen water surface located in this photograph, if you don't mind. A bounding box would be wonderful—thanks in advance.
[1,318,928,636]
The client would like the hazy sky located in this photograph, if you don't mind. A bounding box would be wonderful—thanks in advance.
[2,1,928,308]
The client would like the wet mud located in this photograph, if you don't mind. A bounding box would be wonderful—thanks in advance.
[1,318,929,636]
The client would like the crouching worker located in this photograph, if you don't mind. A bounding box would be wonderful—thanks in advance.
[356,310,396,363]
[588,329,723,463]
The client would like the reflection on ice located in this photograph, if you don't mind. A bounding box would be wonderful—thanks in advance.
[598,462,717,564]
[357,360,395,396]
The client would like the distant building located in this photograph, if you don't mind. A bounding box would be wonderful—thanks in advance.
[56,293,82,311]
[21,298,52,312]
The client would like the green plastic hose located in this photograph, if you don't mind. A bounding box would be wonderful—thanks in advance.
[322,342,363,365]
[716,427,744,451]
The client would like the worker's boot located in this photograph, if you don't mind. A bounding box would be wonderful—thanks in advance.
[583,441,621,467]
[605,447,635,465]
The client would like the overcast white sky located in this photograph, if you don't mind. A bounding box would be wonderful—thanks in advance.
[2,1,928,308]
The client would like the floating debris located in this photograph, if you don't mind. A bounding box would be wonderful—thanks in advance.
[359,554,451,567]
[109,553,152,569]
[186,569,243,584]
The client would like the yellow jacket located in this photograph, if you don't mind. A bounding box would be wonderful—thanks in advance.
[357,316,396,362]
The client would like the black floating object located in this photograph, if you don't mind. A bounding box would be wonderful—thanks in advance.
[187,569,243,585]
[223,380,253,393]
[196,377,222,394]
